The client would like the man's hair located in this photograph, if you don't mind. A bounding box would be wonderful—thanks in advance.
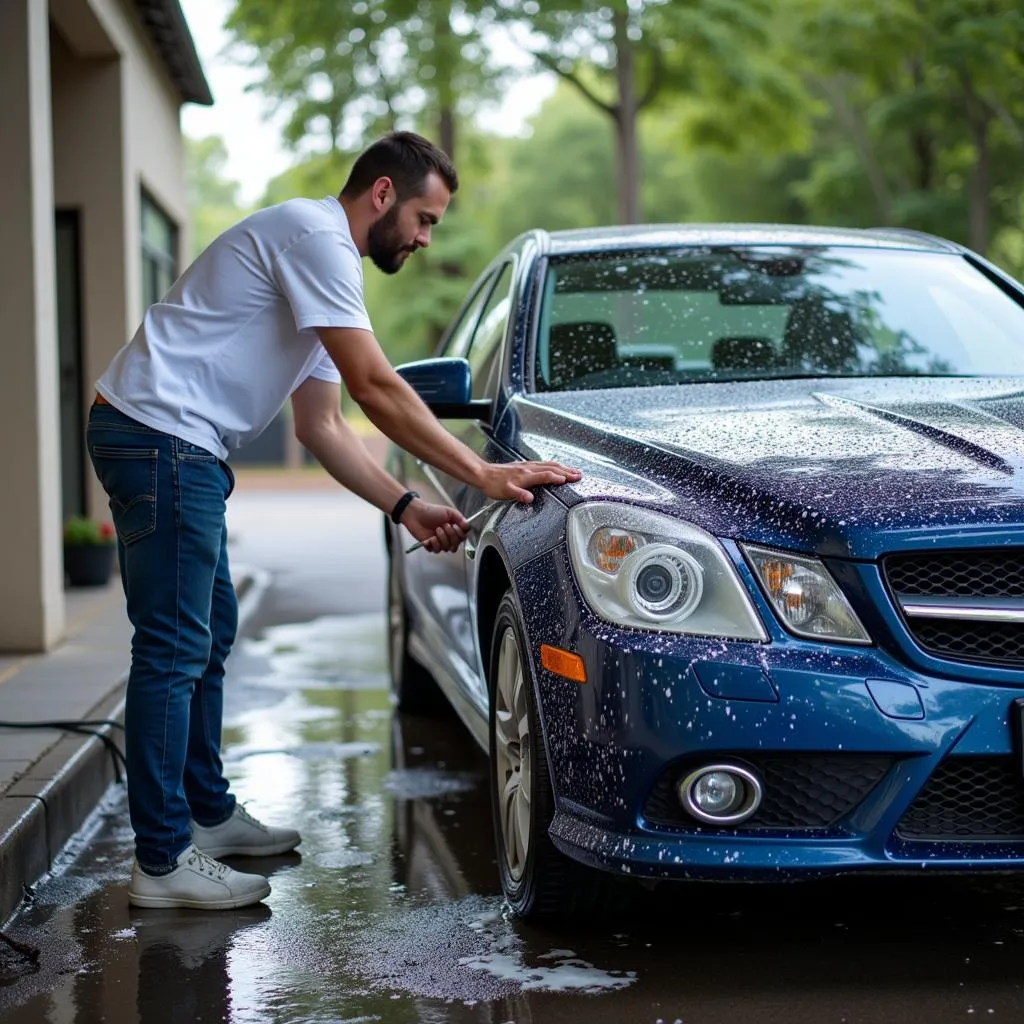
[340,132,458,201]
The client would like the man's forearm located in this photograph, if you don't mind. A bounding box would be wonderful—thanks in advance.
[301,418,407,514]
[354,374,490,488]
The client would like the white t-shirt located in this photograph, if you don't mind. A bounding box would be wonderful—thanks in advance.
[96,196,372,460]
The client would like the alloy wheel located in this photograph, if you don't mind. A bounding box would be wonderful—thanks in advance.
[494,626,532,881]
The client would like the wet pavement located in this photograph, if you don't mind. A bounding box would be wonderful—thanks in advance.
[3,487,1024,1022]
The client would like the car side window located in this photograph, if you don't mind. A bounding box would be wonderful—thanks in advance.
[466,263,514,401]
[438,273,498,359]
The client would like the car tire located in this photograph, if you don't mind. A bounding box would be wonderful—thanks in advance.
[488,591,602,921]
[387,544,445,715]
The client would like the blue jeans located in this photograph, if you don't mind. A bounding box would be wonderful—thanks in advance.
[87,402,237,871]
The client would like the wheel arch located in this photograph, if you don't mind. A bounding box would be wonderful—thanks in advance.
[478,547,564,806]
[476,544,512,688]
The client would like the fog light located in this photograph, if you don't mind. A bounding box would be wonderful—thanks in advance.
[694,772,740,814]
[678,763,763,825]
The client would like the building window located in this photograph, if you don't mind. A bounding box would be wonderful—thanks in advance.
[141,191,178,309]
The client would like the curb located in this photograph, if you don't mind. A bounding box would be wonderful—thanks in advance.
[0,565,270,927]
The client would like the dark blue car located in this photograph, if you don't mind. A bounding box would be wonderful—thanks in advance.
[384,224,1024,919]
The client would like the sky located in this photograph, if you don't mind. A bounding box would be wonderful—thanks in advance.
[178,0,555,205]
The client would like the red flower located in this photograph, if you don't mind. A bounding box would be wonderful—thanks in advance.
[99,522,116,541]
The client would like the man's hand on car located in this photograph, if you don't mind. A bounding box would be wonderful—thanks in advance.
[480,461,582,503]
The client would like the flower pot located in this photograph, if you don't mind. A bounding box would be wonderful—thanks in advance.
[63,544,116,587]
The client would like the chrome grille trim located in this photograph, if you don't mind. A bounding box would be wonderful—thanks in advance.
[901,597,1024,623]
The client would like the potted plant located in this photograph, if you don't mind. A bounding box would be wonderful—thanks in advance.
[63,516,117,587]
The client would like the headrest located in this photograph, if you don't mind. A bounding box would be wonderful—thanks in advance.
[545,321,618,389]
[710,336,777,371]
[782,298,860,372]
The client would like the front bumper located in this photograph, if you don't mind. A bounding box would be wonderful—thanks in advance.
[513,546,1024,880]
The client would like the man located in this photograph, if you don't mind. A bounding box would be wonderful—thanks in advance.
[88,132,581,911]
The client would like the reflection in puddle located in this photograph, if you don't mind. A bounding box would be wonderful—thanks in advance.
[242,613,389,689]
[383,768,480,800]
[226,740,381,763]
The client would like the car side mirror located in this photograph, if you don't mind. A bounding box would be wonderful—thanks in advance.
[394,357,492,421]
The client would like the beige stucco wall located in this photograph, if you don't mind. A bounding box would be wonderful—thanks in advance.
[51,0,190,522]
[50,27,130,530]
[0,0,65,650]
[0,0,193,650]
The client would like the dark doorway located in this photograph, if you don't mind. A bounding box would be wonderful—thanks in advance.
[55,209,85,521]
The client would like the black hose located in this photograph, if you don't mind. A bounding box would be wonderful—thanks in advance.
[0,719,126,783]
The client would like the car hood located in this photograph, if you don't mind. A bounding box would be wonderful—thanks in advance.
[509,377,1024,559]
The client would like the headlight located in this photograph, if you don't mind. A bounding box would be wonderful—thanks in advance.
[567,504,767,640]
[743,545,871,644]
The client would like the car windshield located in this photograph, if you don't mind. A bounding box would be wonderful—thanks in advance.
[533,246,1024,391]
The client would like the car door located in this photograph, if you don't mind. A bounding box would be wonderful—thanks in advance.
[407,261,517,709]
[400,264,510,701]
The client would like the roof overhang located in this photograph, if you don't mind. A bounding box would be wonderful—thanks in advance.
[132,0,213,106]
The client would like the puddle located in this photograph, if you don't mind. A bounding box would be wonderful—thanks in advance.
[6,580,1024,1023]
[226,740,381,763]
[383,768,481,800]
[242,614,389,688]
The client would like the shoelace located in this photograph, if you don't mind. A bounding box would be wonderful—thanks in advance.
[236,804,269,833]
[185,848,230,879]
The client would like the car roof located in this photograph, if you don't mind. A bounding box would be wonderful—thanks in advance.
[539,223,962,256]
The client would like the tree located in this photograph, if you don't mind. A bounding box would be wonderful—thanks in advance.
[491,0,804,224]
[224,0,505,161]
[796,0,1024,255]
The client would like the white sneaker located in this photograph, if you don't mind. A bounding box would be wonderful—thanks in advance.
[128,844,271,910]
[190,804,301,858]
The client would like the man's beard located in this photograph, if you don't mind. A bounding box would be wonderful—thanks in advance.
[368,204,413,274]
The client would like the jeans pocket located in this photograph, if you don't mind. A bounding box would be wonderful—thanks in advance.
[89,445,158,544]
[176,439,218,463]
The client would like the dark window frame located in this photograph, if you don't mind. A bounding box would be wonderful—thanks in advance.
[140,188,179,309]
[465,261,515,401]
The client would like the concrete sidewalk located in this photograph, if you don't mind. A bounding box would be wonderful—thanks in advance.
[0,564,267,926]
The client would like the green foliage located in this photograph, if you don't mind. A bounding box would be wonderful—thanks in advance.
[224,0,506,156]
[261,150,352,208]
[185,135,252,256]
[487,0,807,221]
[63,516,116,547]
[790,0,1024,260]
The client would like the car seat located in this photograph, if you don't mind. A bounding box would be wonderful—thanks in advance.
[710,336,778,373]
[782,297,861,373]
[544,321,619,390]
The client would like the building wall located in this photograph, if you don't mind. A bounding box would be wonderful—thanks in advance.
[51,0,190,522]
[0,0,64,651]
[50,27,128,527]
[0,0,194,651]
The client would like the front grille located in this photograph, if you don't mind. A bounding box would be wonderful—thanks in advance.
[885,550,1024,598]
[883,550,1024,667]
[913,620,1024,664]
[897,757,1024,840]
[643,754,893,831]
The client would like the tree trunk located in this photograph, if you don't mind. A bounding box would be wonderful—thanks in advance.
[435,4,456,160]
[818,75,891,223]
[968,115,990,254]
[613,9,641,224]
[907,59,934,191]
[439,106,455,164]
[960,70,990,254]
